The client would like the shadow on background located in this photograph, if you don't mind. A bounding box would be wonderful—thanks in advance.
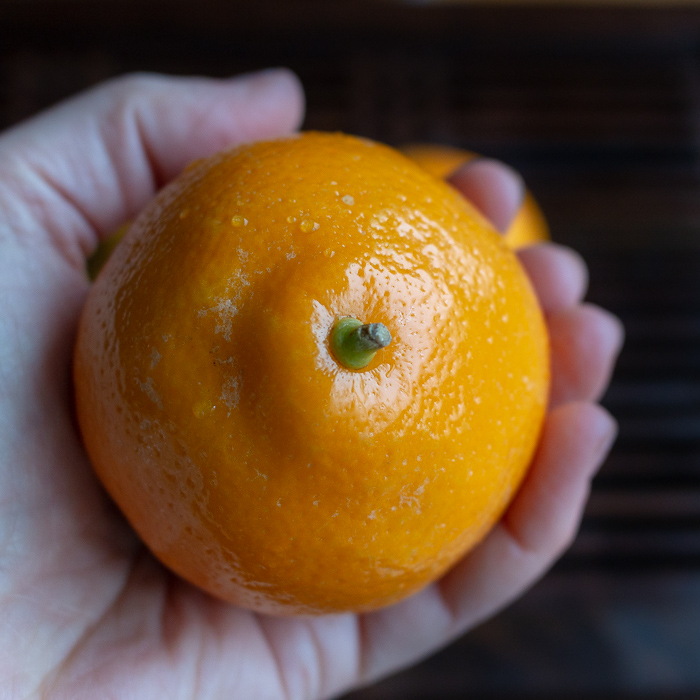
[4,2,700,697]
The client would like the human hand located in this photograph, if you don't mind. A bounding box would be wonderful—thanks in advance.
[0,72,622,699]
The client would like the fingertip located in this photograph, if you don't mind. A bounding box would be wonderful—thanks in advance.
[227,67,305,135]
[548,304,625,407]
[553,401,618,467]
[503,400,617,557]
[432,400,619,645]
[595,304,626,360]
[448,158,525,234]
[517,243,589,312]
[537,401,618,493]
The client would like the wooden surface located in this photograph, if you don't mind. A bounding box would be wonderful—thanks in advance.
[3,3,700,698]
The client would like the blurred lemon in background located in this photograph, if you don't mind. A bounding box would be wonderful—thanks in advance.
[402,143,549,250]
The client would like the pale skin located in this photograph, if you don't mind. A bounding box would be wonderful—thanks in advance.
[0,70,624,699]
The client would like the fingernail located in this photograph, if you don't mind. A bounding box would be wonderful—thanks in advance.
[448,158,525,234]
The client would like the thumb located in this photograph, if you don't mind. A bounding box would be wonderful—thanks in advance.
[0,70,305,267]
[448,158,525,234]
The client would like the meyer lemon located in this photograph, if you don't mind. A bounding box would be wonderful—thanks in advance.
[74,132,549,615]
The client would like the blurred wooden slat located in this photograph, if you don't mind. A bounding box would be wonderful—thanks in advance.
[4,1,700,42]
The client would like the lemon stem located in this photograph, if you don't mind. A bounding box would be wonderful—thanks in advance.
[330,317,392,370]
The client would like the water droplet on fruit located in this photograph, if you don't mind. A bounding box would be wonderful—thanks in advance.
[231,215,248,227]
[300,219,319,233]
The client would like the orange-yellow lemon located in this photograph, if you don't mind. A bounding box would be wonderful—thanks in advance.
[74,132,549,615]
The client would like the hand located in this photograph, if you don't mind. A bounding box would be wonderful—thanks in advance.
[0,72,622,699]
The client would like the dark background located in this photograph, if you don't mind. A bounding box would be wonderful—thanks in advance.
[4,2,700,698]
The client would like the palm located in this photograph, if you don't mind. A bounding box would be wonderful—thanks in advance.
[0,73,621,700]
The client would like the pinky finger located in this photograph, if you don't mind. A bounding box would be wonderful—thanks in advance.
[356,402,617,685]
[438,401,617,631]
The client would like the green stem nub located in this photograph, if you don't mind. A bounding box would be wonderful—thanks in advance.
[330,317,392,370]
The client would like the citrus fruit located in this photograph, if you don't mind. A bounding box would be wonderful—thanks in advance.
[74,132,549,615]
[401,143,549,249]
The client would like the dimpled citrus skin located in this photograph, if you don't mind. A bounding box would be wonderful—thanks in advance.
[401,143,550,249]
[74,132,549,615]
